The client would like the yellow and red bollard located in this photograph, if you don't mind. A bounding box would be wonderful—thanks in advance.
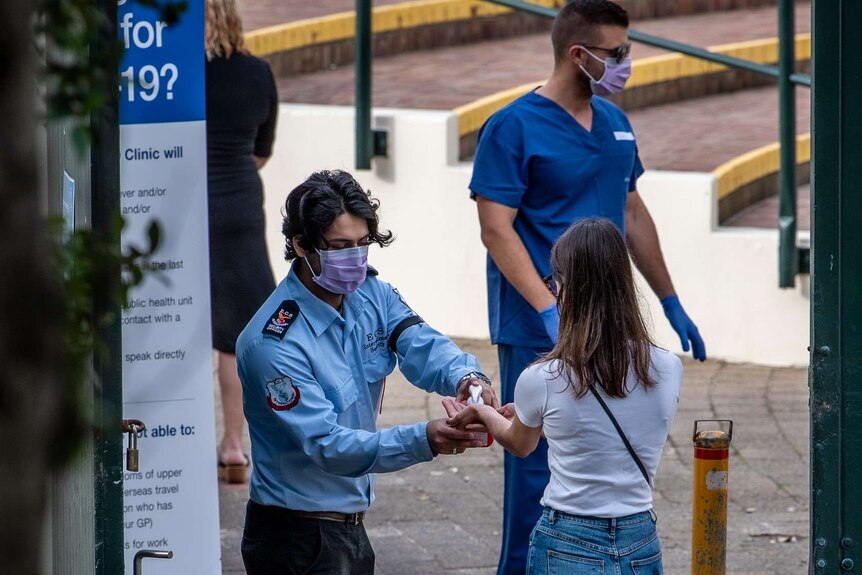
[691,420,733,575]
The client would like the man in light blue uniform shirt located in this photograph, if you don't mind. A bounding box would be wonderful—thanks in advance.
[237,170,497,575]
[469,2,706,573]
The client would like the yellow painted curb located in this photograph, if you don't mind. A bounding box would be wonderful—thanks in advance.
[453,81,543,136]
[628,34,810,88]
[713,134,810,200]
[456,34,811,137]
[245,0,562,58]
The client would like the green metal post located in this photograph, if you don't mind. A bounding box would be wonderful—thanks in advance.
[355,0,373,169]
[93,0,123,571]
[777,0,798,287]
[810,0,862,572]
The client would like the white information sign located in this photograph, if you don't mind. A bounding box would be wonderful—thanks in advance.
[118,0,220,573]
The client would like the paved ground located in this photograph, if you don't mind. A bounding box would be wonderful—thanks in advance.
[216,339,810,574]
[630,86,810,173]
[272,3,810,109]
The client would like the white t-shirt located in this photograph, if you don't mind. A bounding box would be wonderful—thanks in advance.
[514,346,682,518]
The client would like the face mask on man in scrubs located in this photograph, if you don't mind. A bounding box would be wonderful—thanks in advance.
[578,45,632,96]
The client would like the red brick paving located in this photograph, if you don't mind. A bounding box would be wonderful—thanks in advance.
[275,2,810,109]
[629,86,810,173]
[724,185,810,231]
[248,1,812,228]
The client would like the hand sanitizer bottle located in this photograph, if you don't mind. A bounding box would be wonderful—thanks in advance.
[464,383,493,446]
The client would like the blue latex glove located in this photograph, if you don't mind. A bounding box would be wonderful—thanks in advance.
[660,295,706,361]
[539,303,560,344]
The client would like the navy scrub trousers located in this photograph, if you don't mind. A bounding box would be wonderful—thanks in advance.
[497,343,551,575]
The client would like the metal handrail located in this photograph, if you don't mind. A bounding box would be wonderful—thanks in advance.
[482,0,811,86]
[478,0,810,286]
[630,29,811,87]
[353,0,810,283]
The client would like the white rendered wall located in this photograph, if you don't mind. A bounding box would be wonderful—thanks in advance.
[635,171,809,366]
[260,104,809,367]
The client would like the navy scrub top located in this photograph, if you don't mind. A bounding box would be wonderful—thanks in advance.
[469,90,645,348]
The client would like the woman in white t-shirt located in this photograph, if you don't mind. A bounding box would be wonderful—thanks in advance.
[446,218,682,575]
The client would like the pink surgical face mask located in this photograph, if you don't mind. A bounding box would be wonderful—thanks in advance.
[305,245,369,294]
[579,48,632,96]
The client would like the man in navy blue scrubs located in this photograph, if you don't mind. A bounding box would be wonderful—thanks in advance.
[469,1,707,572]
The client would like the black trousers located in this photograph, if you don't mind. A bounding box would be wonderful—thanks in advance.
[241,500,375,575]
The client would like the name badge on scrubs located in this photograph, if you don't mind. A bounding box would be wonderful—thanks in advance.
[614,131,635,141]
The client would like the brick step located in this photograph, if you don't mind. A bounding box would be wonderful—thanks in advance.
[630,85,809,174]
[724,185,810,230]
[275,2,810,109]
[242,0,784,77]
[240,0,779,32]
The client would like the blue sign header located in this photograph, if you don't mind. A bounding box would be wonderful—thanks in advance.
[118,0,205,125]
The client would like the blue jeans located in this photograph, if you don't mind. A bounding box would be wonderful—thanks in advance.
[527,508,663,575]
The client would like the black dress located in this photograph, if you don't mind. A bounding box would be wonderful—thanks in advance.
[206,52,278,353]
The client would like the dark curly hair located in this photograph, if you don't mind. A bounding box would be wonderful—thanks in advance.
[282,170,394,261]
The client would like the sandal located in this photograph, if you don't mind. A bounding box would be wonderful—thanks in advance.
[218,453,250,484]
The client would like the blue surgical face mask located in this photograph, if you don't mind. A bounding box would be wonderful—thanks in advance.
[579,48,632,96]
[305,245,369,294]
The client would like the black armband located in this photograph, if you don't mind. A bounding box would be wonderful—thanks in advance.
[388,315,424,352]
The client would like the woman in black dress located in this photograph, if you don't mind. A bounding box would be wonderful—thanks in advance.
[205,0,278,482]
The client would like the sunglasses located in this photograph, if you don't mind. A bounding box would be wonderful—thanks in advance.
[542,274,559,297]
[581,41,632,64]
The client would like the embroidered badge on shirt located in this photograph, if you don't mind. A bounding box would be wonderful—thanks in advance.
[266,376,301,411]
[363,326,387,353]
[262,300,299,339]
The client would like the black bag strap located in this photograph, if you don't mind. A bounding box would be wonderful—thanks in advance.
[588,385,652,488]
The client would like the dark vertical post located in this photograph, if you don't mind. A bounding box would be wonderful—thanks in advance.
[355,0,373,169]
[811,0,862,573]
[777,0,798,287]
[92,0,123,571]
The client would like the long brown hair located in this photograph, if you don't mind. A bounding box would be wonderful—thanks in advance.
[543,218,656,398]
[205,0,247,61]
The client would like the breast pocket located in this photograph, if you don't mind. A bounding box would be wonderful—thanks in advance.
[320,373,358,413]
[362,349,394,384]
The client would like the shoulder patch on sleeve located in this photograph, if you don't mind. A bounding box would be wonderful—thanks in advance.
[392,287,412,310]
[266,376,301,411]
[262,300,300,339]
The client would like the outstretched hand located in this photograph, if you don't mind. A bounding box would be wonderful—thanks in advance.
[496,403,516,421]
[442,399,495,436]
[426,418,486,455]
[661,295,706,361]
[443,399,491,431]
